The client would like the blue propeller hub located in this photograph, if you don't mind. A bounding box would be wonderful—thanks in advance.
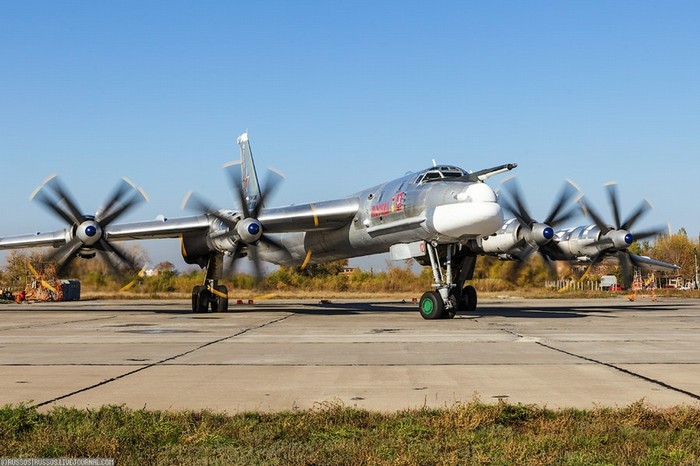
[543,227,554,240]
[76,220,102,246]
[247,223,261,236]
[236,217,264,243]
[624,233,634,245]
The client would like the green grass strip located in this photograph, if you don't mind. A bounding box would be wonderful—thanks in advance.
[1,400,699,465]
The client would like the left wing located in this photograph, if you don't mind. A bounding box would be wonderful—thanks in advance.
[629,254,681,272]
[601,253,680,273]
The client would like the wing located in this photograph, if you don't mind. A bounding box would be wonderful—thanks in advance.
[0,230,68,250]
[628,254,680,273]
[0,215,211,249]
[104,215,209,241]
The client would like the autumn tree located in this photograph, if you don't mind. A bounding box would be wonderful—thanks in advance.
[649,229,698,281]
[2,250,47,288]
[154,261,177,276]
[297,259,349,277]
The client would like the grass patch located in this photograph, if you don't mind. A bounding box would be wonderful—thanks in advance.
[1,400,699,465]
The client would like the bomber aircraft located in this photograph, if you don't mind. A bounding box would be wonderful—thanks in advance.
[0,133,679,318]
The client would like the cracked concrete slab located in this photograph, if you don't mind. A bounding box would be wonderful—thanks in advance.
[0,298,698,412]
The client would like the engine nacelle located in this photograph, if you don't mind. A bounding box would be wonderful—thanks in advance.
[180,233,212,267]
[474,218,555,259]
[604,229,634,249]
[549,224,604,261]
[476,218,521,257]
[180,210,262,268]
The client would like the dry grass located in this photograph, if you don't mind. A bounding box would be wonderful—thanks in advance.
[77,287,700,302]
[1,400,699,465]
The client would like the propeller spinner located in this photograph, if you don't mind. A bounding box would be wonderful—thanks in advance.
[31,175,147,277]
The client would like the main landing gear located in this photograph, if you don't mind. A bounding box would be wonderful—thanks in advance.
[191,254,229,313]
[191,282,229,313]
[418,242,478,320]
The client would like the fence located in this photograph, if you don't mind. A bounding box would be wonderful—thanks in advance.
[545,280,602,291]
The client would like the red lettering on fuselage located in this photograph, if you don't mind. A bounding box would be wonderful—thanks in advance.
[371,192,405,218]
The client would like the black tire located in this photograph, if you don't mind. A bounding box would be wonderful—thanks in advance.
[463,285,477,312]
[211,285,228,313]
[191,285,203,313]
[419,291,444,320]
[192,286,209,313]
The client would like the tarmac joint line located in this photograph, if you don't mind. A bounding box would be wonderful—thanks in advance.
[30,313,295,409]
[0,314,119,333]
[501,327,700,402]
[535,341,700,402]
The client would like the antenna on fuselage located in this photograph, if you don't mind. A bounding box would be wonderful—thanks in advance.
[432,158,437,167]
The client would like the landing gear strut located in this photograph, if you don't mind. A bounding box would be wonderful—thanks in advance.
[191,254,229,313]
[418,242,478,319]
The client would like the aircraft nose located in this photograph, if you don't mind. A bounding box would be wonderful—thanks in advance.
[428,183,503,238]
[457,183,498,203]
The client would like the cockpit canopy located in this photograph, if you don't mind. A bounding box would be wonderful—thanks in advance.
[413,165,467,184]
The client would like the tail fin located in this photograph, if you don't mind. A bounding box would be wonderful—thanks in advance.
[237,132,262,213]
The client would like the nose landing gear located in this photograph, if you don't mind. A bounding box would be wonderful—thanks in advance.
[418,242,478,320]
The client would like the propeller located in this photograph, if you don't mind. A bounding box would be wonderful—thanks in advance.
[30,175,147,277]
[580,182,665,288]
[499,178,582,271]
[183,162,287,280]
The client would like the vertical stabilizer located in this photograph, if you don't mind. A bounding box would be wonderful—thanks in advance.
[237,132,262,213]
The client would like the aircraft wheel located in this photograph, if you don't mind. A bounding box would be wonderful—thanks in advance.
[442,294,457,319]
[192,285,209,313]
[419,291,444,320]
[210,285,229,313]
[191,286,202,312]
[462,285,477,313]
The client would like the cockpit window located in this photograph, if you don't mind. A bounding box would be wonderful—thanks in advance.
[414,165,467,184]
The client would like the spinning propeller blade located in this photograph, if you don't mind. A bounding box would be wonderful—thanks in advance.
[500,178,582,273]
[183,164,289,281]
[581,182,665,288]
[31,176,147,277]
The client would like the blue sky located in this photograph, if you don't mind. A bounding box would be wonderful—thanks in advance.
[1,1,698,270]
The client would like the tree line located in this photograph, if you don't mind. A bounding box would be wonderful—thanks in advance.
[1,230,697,295]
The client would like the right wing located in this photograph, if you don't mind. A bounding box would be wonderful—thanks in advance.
[628,254,680,273]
